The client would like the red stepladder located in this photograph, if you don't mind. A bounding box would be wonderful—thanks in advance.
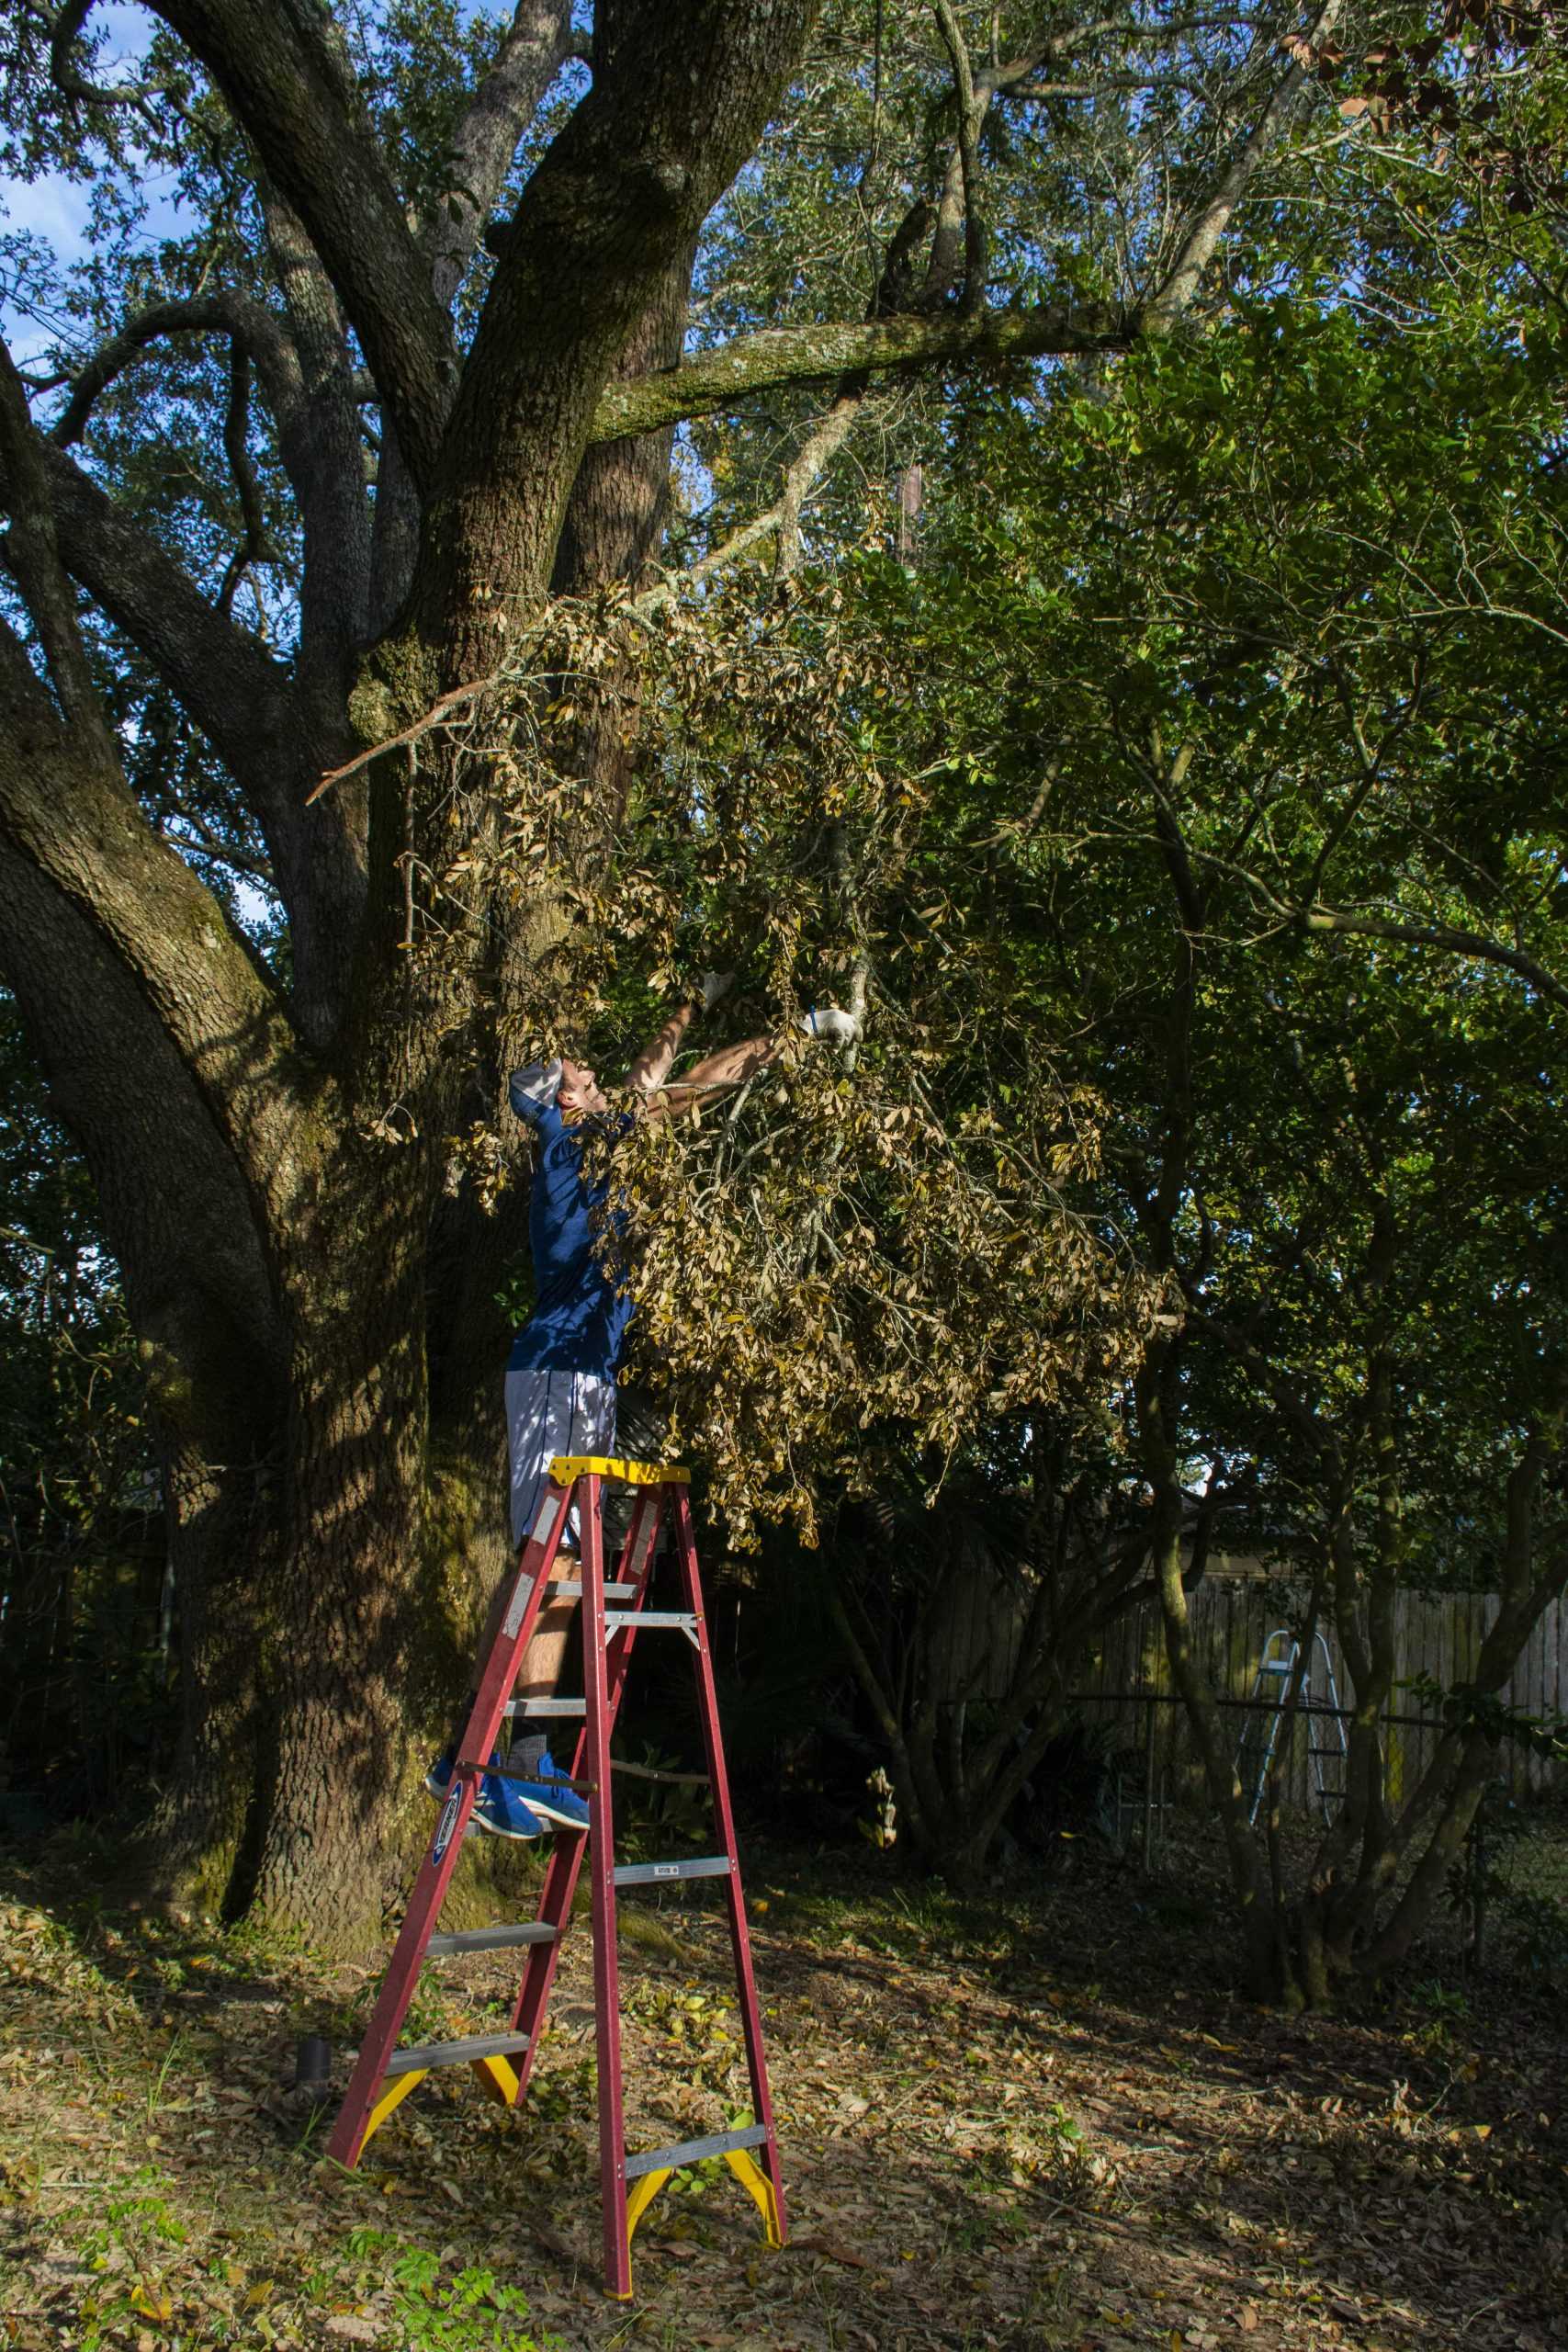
[325,1455,786,2301]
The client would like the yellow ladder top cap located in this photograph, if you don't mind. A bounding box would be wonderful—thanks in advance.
[548,1453,690,1487]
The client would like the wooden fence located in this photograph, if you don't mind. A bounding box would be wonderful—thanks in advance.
[929,1556,1567,1812]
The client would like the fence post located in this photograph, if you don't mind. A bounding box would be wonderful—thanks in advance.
[1143,1695,1156,1871]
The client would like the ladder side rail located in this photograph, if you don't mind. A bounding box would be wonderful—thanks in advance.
[671,1487,788,2243]
[1236,1634,1298,1824]
[1245,1680,1292,1827]
[1307,1633,1349,1818]
[581,1474,635,2300]
[508,1485,665,2100]
[1315,1634,1351,1758]
[324,1482,573,2167]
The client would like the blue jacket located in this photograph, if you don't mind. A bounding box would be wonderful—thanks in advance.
[506,1076,633,1376]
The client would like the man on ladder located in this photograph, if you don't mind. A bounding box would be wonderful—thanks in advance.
[426,979,862,1838]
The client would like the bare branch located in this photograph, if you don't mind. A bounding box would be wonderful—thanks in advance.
[215,345,271,616]
[51,292,304,451]
[636,390,865,614]
[306,676,494,803]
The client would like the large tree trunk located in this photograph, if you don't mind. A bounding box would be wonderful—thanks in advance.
[233,1144,433,1940]
[0,0,821,1948]
[0,842,285,1904]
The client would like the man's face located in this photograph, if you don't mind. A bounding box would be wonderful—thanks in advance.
[557,1057,609,1120]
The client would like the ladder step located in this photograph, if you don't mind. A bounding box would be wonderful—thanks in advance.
[426,1926,558,1957]
[384,2031,531,2076]
[504,1697,586,1718]
[605,1610,697,1635]
[549,1581,636,1600]
[625,2123,769,2180]
[614,1855,733,1887]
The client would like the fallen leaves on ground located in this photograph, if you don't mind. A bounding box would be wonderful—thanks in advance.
[0,1825,1564,2351]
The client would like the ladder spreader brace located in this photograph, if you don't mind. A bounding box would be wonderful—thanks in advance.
[325,1456,787,2300]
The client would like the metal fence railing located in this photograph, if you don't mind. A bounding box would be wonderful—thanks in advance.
[1061,1683,1568,1978]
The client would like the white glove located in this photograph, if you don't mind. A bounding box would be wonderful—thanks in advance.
[797,1005,861,1043]
[699,970,735,1012]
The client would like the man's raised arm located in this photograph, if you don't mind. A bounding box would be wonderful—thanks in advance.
[623,972,732,1101]
[629,979,861,1125]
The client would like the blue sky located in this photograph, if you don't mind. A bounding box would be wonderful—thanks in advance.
[2,6,189,366]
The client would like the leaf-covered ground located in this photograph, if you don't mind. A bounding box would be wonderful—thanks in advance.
[2,1822,1565,2352]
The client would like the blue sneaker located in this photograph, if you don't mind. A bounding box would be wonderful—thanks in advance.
[506,1748,591,1833]
[424,1749,544,1840]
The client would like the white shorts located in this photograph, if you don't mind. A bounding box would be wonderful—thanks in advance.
[505,1366,617,1550]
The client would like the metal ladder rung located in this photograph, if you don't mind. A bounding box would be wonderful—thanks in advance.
[384,2031,531,2075]
[615,1855,733,1887]
[549,1580,636,1600]
[625,2123,769,2180]
[426,1926,558,1956]
[605,1610,697,1634]
[505,1697,586,1718]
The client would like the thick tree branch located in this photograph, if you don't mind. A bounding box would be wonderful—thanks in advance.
[1145,0,1345,330]
[0,614,321,1208]
[253,181,346,386]
[0,424,298,797]
[254,185,374,711]
[0,832,286,1425]
[590,300,1133,443]
[51,293,303,450]
[425,0,578,309]
[149,0,454,489]
[418,0,821,665]
[929,0,988,314]
[0,340,113,752]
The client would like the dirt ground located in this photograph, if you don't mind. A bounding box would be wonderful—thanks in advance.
[2,1820,1564,2352]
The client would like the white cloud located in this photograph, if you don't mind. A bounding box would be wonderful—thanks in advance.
[0,177,95,257]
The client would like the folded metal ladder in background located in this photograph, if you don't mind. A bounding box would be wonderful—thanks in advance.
[326,1455,786,2300]
[1235,1625,1349,1826]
